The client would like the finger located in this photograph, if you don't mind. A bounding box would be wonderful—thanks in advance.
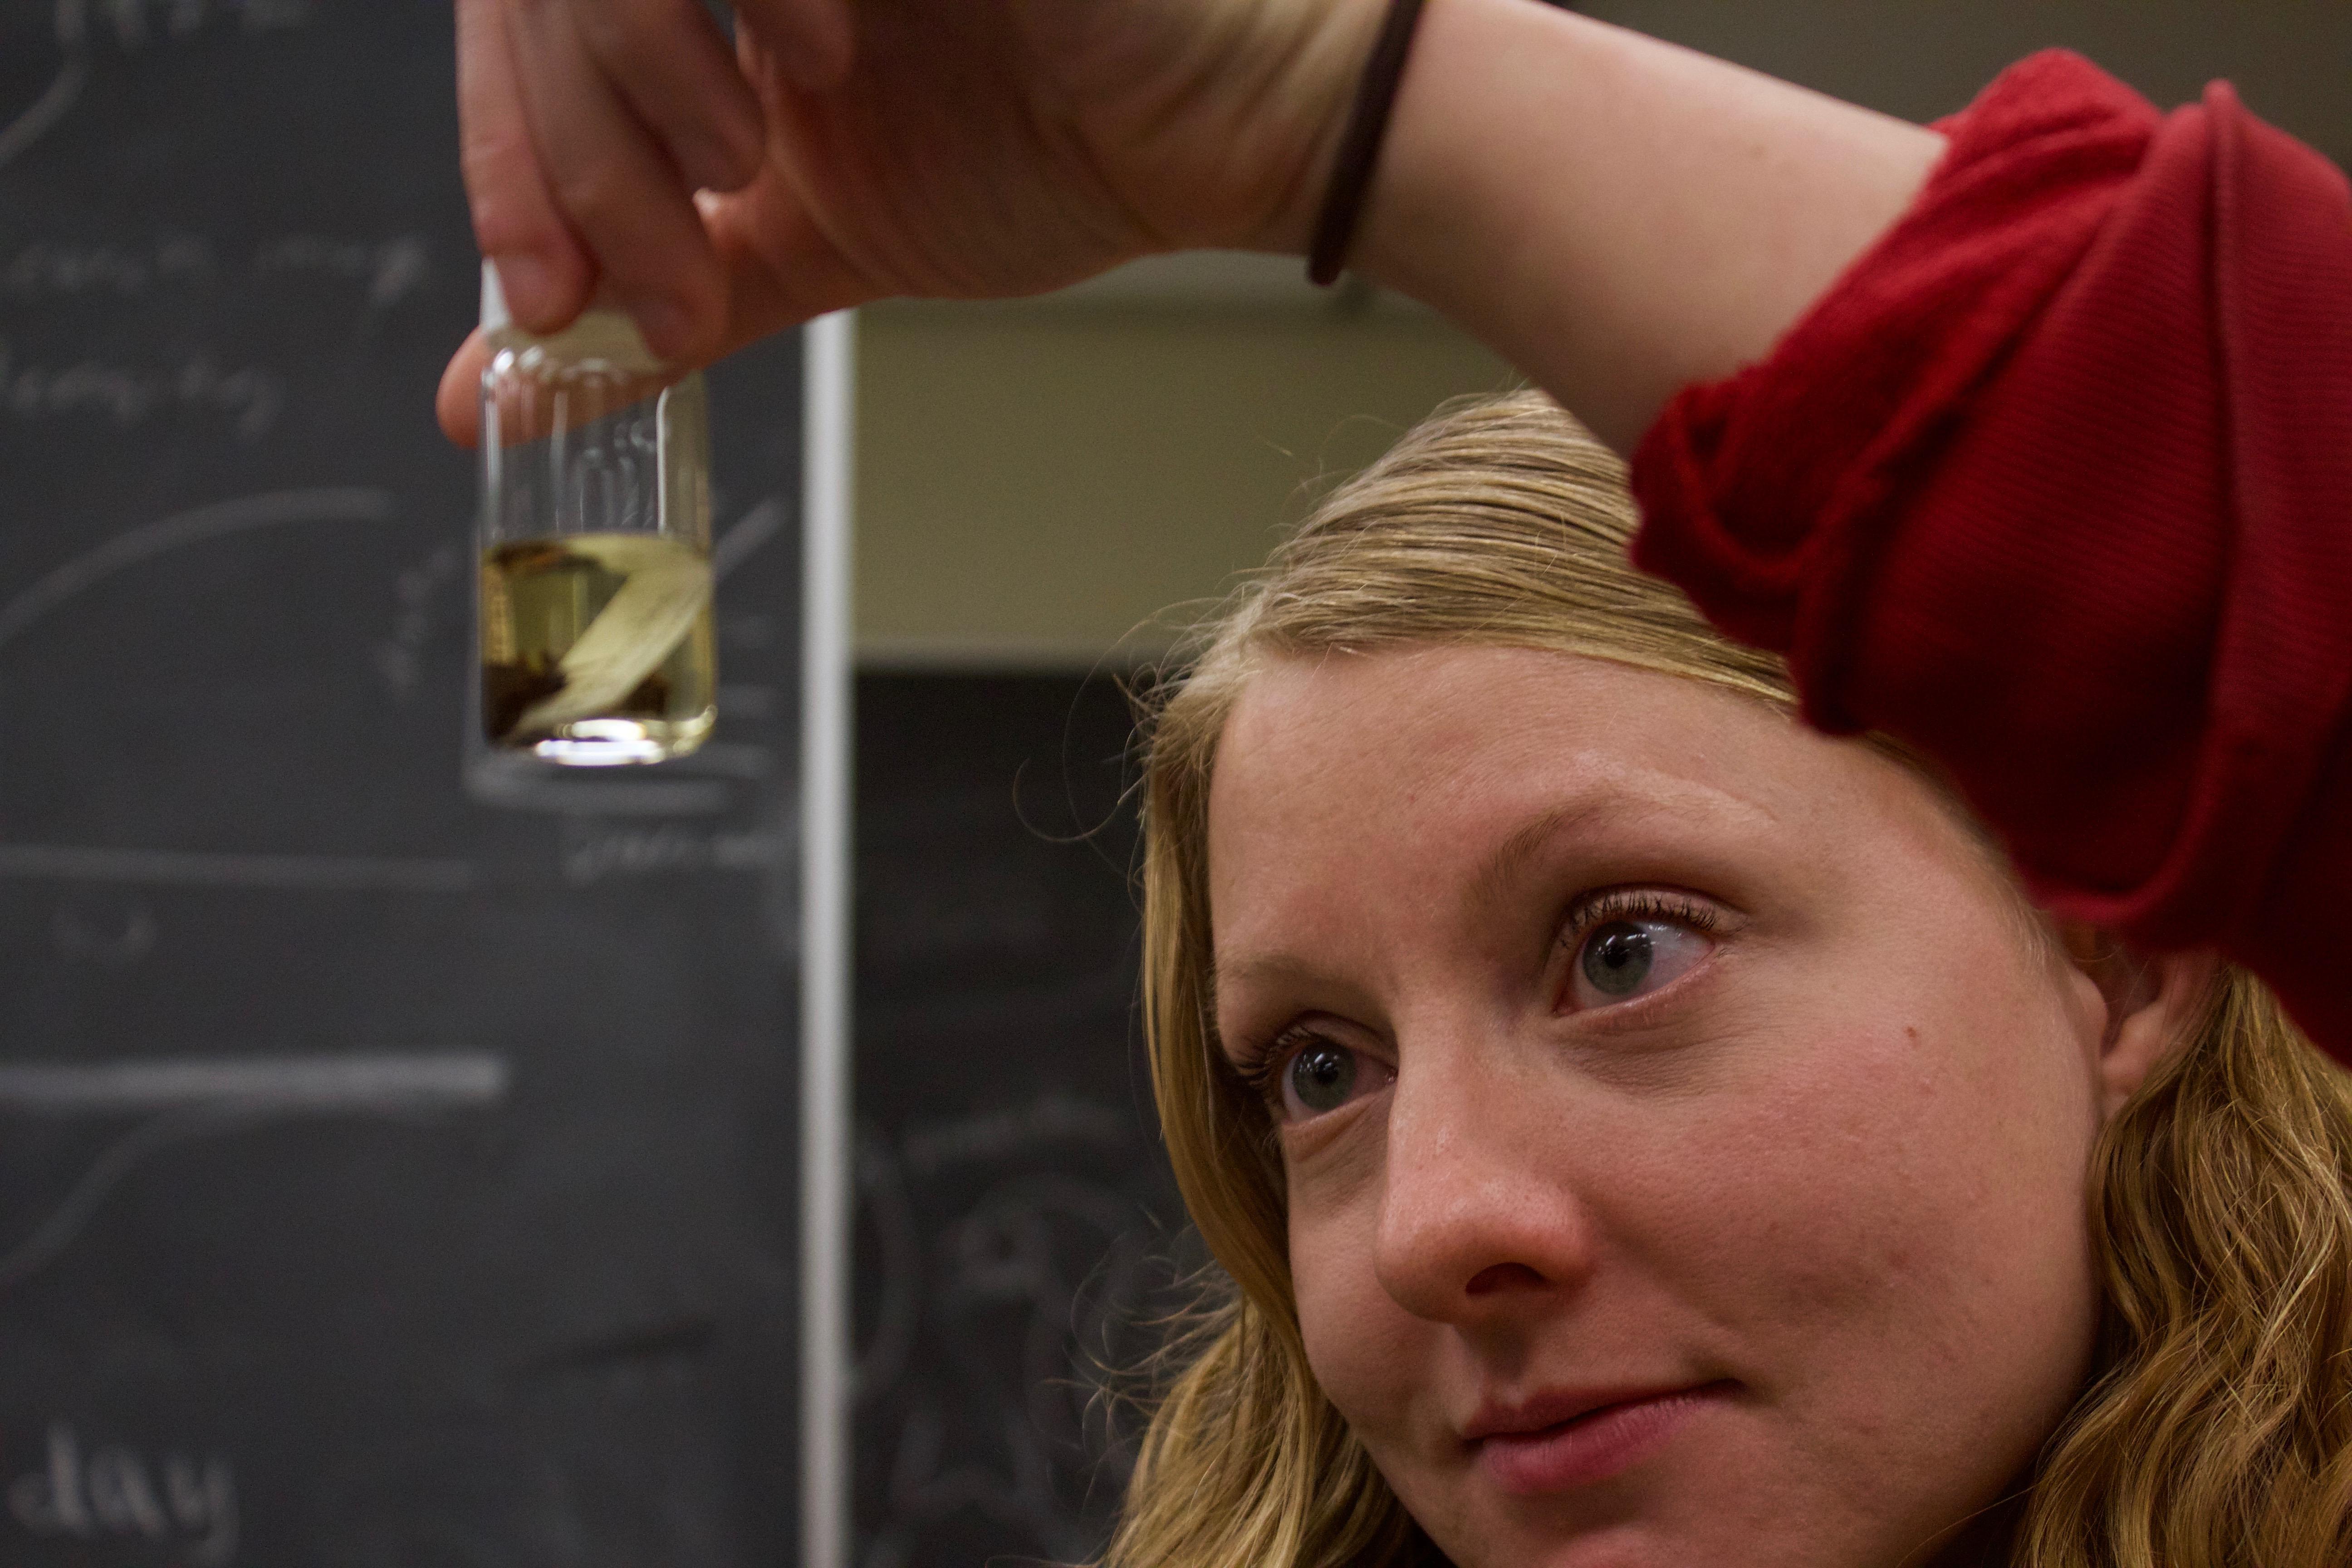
[456,0,593,332]
[441,178,872,451]
[569,0,767,194]
[733,0,855,91]
[499,0,731,361]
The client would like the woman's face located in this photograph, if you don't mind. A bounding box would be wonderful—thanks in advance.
[1205,645,2116,1568]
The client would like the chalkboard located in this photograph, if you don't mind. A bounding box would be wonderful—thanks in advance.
[853,673,1189,1568]
[0,4,804,1565]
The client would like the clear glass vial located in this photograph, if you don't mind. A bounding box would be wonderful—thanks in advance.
[476,262,715,765]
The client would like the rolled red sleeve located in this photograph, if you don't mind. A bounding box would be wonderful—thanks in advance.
[1629,51,2352,1062]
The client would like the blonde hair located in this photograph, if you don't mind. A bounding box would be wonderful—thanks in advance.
[1106,391,2352,1568]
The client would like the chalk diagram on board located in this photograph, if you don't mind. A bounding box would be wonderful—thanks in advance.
[0,1054,511,1294]
[0,486,478,892]
[0,480,797,1294]
[0,0,312,174]
[0,483,795,1301]
[0,0,93,173]
[0,487,510,1297]
[854,1095,1192,1568]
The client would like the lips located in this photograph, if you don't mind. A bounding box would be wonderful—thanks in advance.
[1465,1381,1735,1494]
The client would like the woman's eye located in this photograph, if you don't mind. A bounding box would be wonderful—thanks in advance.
[1279,1039,1382,1120]
[1569,916,1712,1009]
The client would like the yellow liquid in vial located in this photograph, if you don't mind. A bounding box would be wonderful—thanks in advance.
[480,532,715,763]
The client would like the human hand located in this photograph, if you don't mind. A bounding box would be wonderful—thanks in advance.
[439,0,1382,444]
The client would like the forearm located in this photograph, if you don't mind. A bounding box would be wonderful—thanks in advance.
[1349,0,1945,452]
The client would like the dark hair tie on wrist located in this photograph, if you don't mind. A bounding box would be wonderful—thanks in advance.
[1307,0,1431,287]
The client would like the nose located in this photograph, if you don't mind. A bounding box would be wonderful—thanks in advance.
[1372,1039,1599,1326]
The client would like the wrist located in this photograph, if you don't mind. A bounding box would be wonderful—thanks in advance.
[1236,0,1397,255]
[1349,0,1634,403]
[1080,0,1391,256]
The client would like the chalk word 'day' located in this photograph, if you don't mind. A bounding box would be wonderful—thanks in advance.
[7,1422,237,1565]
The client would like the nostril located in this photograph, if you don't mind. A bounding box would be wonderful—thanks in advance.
[1465,1261,1548,1295]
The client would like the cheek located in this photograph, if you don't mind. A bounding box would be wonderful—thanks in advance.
[1288,1184,1429,1445]
[1667,999,2104,1450]
[1747,1031,2087,1294]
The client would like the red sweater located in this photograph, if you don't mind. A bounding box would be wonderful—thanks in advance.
[1630,52,2352,1066]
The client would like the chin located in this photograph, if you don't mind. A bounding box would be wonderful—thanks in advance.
[1388,1430,1926,1568]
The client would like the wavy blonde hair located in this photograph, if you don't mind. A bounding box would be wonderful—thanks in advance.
[1105,391,2352,1568]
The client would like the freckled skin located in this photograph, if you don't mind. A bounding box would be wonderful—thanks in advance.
[1206,647,2119,1568]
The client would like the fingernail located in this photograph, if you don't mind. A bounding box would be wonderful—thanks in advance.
[633,298,694,358]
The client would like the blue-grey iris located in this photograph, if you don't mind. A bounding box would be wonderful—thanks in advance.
[1290,1044,1357,1112]
[1582,920,1656,996]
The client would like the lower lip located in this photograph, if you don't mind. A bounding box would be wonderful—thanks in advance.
[1475,1384,1732,1494]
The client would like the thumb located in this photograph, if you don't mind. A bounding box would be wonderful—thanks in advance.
[438,327,492,448]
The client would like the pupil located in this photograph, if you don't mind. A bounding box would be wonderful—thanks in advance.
[1290,1044,1357,1112]
[1583,921,1655,996]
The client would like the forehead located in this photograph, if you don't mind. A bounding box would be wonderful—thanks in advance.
[1213,645,1817,841]
[1205,645,1946,942]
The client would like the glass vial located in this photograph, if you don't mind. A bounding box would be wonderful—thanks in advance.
[476,262,716,765]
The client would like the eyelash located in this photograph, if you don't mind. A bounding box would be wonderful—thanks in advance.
[1561,887,1721,951]
[1230,887,1723,1107]
[1235,1019,1324,1107]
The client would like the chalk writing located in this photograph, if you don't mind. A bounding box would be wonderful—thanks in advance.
[92,0,308,47]
[899,1093,1129,1177]
[0,339,283,439]
[0,233,431,308]
[248,233,429,307]
[0,235,216,298]
[559,820,785,885]
[372,541,463,701]
[7,1423,238,1566]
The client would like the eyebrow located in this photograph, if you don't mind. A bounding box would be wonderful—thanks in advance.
[1474,763,1791,907]
[1470,796,1622,911]
[1214,779,1771,1008]
[1207,951,1319,1019]
[1210,796,1626,1004]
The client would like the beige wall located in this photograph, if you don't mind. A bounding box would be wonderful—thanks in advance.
[855,297,1512,666]
[853,3,2351,666]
